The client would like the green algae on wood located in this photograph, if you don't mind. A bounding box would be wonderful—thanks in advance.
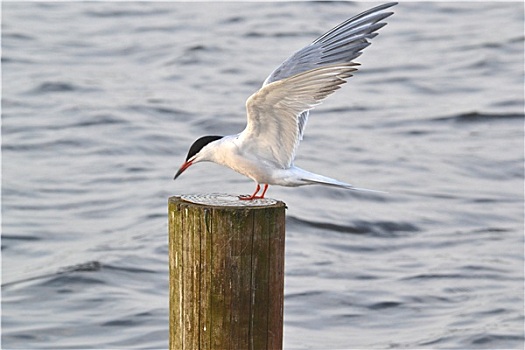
[168,194,286,350]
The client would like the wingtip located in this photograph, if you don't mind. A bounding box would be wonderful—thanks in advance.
[381,2,399,10]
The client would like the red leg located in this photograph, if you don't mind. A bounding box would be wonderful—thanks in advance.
[239,184,269,200]
[260,184,269,198]
[239,184,260,200]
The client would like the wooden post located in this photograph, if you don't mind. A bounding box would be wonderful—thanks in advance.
[168,194,286,350]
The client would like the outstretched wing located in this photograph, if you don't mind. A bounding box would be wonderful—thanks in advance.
[239,64,358,169]
[261,2,397,153]
[263,2,397,85]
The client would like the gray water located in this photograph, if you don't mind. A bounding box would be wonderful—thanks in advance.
[2,2,524,349]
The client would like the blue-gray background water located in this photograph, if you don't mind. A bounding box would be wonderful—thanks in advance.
[2,2,524,349]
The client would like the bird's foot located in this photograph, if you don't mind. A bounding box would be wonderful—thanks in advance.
[238,184,268,200]
[238,194,264,200]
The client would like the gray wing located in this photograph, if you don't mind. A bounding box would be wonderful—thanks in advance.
[263,2,397,85]
[262,2,397,149]
[241,64,358,169]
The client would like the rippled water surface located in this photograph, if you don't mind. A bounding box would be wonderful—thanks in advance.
[2,2,524,349]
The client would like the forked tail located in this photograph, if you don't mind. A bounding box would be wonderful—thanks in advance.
[300,173,386,194]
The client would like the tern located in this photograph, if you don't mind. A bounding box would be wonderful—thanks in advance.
[174,2,397,200]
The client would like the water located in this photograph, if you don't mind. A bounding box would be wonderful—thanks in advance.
[2,2,524,349]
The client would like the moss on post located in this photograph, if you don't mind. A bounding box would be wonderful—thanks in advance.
[168,194,286,350]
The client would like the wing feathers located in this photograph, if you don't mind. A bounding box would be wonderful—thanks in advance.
[241,64,357,168]
[263,2,397,86]
[258,3,396,156]
[239,3,396,169]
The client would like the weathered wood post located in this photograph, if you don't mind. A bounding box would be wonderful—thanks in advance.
[168,194,286,350]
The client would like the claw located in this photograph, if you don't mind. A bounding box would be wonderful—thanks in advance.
[238,184,269,200]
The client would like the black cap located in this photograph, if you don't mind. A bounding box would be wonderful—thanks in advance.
[185,135,223,161]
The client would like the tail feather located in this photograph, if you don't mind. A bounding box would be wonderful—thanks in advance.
[300,175,386,194]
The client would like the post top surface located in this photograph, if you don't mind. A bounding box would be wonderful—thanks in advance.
[175,193,282,207]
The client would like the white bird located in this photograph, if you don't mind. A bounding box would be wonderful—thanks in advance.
[174,2,397,200]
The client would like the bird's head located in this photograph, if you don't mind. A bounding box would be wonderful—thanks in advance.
[174,135,223,180]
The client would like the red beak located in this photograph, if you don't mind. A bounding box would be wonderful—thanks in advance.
[174,160,193,180]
